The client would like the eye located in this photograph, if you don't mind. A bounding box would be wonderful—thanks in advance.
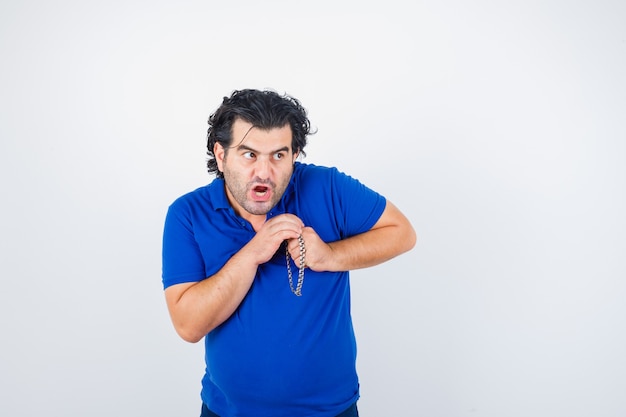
[243,151,255,160]
[273,152,285,161]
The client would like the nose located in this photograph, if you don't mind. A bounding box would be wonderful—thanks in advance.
[254,156,272,179]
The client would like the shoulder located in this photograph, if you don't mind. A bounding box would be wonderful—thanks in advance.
[293,162,350,185]
[165,180,227,227]
[293,162,376,195]
[168,179,223,212]
[291,162,386,237]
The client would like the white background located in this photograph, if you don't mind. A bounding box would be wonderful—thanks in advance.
[1,1,625,416]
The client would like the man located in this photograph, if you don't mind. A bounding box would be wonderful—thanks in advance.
[162,89,416,417]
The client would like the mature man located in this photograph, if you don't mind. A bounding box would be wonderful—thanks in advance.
[162,89,416,416]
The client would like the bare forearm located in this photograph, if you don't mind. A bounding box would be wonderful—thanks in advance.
[325,223,415,271]
[165,251,258,343]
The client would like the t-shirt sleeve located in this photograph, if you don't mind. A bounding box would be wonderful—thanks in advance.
[324,166,387,239]
[161,198,207,289]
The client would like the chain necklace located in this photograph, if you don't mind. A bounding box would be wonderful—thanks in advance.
[286,235,306,296]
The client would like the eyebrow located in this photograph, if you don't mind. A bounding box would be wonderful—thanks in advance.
[236,144,291,155]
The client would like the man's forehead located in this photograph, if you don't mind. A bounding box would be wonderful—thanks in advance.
[230,119,293,151]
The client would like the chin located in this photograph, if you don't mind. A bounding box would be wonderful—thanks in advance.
[244,204,272,216]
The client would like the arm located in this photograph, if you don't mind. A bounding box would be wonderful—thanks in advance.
[165,214,304,343]
[288,200,416,272]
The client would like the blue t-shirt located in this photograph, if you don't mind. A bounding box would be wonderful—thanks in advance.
[162,162,386,417]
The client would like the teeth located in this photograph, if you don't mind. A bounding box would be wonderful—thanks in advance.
[253,185,269,197]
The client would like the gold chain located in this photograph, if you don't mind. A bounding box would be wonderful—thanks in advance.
[286,235,305,296]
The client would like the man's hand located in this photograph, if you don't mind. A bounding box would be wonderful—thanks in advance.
[248,214,304,265]
[285,226,331,272]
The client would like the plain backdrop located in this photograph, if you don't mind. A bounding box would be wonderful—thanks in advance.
[1,1,625,416]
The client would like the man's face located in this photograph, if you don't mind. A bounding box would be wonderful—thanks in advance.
[215,118,298,223]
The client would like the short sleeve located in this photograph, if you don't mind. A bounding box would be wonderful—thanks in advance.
[161,199,206,289]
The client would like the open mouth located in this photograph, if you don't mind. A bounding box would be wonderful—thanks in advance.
[253,185,269,197]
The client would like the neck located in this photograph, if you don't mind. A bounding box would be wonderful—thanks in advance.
[249,215,267,232]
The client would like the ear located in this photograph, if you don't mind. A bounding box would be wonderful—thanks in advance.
[214,142,226,172]
[292,150,299,162]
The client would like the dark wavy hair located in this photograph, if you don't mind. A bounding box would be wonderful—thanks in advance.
[206,89,312,178]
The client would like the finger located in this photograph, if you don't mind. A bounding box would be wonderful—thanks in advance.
[286,234,305,256]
